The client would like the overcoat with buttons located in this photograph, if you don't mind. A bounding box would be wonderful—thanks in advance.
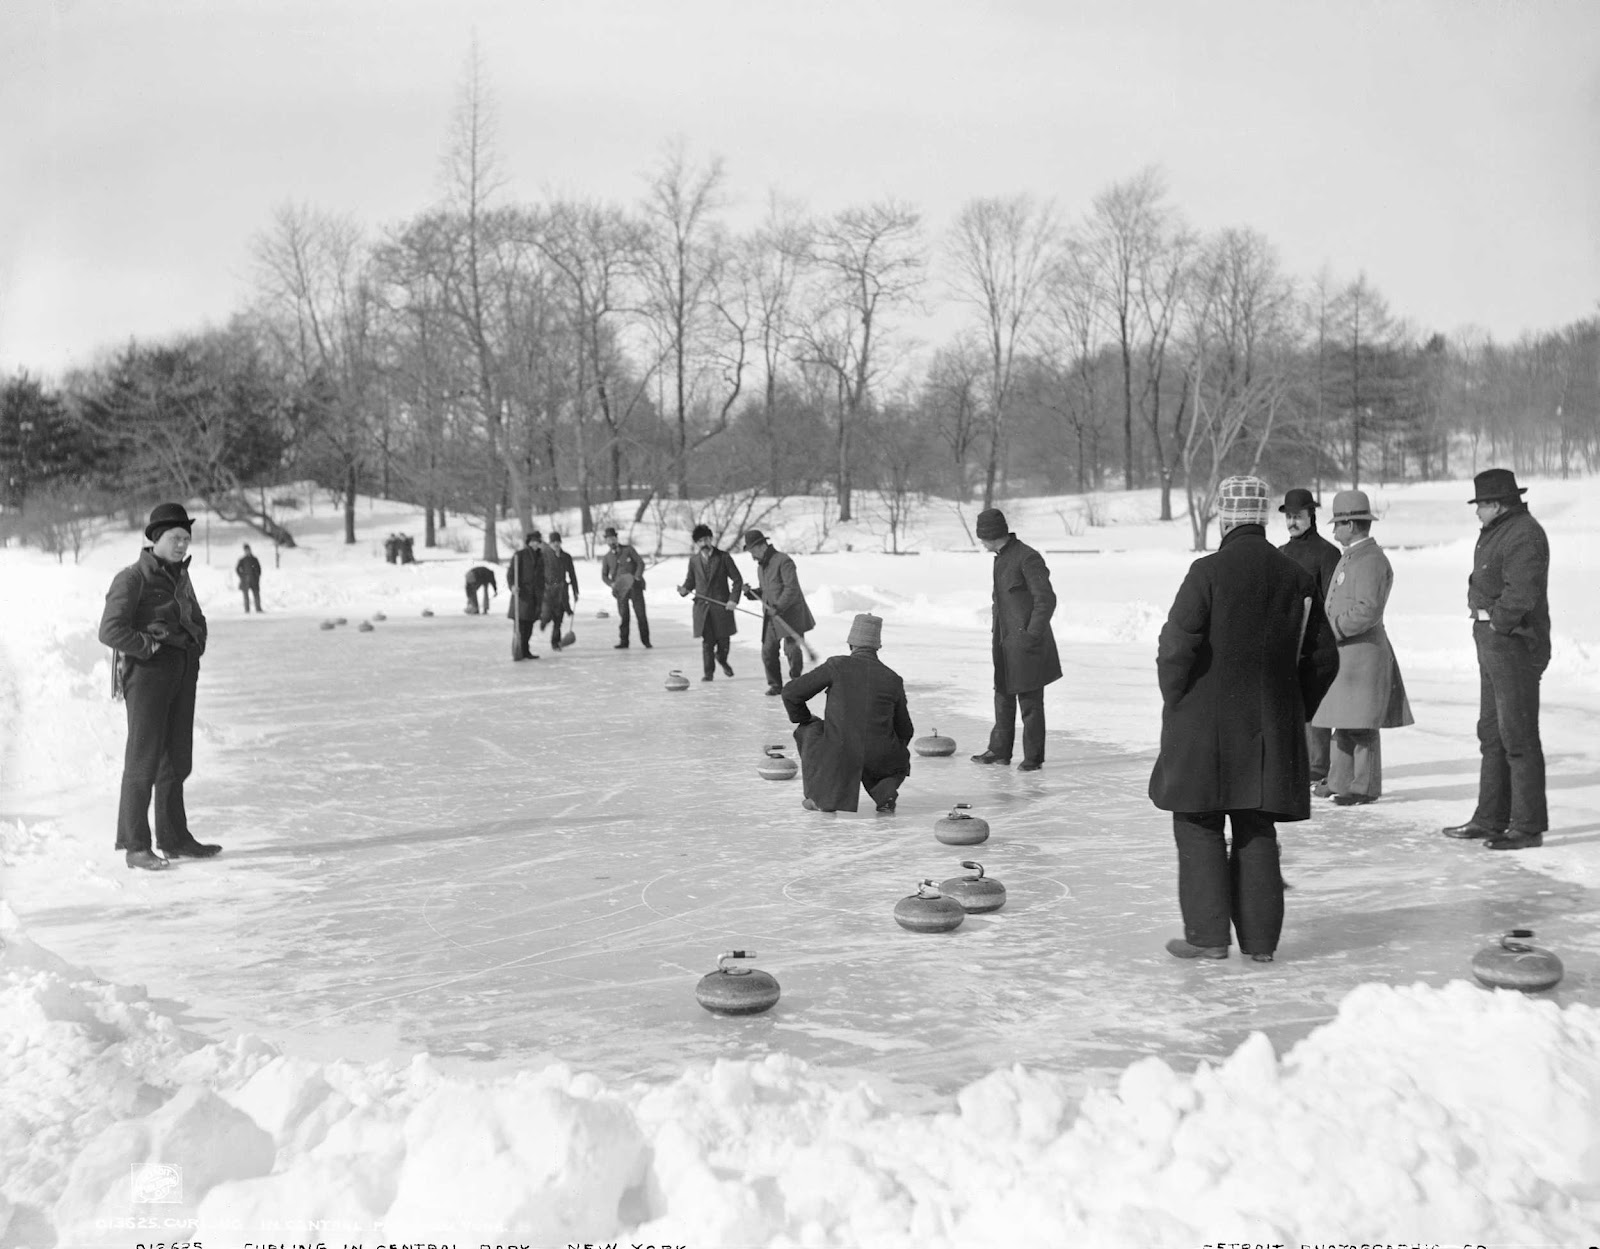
[678,546,744,642]
[989,535,1062,695]
[1467,503,1551,673]
[1310,537,1414,730]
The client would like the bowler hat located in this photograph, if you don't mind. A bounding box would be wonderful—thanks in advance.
[1469,468,1528,505]
[1330,489,1375,522]
[742,529,768,550]
[144,502,196,542]
[846,613,883,650]
[603,526,619,539]
[1278,487,1318,514]
[975,508,1008,540]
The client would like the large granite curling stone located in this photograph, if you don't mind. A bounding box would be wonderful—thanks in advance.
[934,803,989,846]
[894,880,966,933]
[665,669,691,692]
[357,620,375,632]
[914,728,957,757]
[757,746,798,781]
[939,860,1006,913]
[695,950,781,1015]
[1471,929,1563,992]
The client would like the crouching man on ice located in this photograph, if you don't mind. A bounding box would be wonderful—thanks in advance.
[781,613,913,814]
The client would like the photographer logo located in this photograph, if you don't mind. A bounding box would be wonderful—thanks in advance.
[130,1163,181,1204]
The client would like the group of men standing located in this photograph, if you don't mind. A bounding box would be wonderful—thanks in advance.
[501,526,646,660]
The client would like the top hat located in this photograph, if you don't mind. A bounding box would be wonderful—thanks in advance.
[1330,489,1375,521]
[846,613,883,650]
[1469,468,1528,505]
[144,502,197,541]
[975,508,1008,540]
[1215,476,1270,523]
[1278,487,1317,514]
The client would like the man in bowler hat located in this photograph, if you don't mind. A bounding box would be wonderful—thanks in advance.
[600,526,650,648]
[1278,487,1342,788]
[970,507,1061,770]
[742,528,816,694]
[1442,468,1551,850]
[98,503,221,870]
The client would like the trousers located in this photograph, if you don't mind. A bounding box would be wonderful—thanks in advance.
[1172,809,1282,955]
[616,585,650,646]
[1472,622,1547,833]
[241,586,262,612]
[987,688,1046,764]
[762,630,804,687]
[115,645,200,853]
[1306,724,1331,781]
[1328,728,1382,798]
[701,635,731,678]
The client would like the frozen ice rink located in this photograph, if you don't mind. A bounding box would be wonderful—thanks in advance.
[18,605,1597,1102]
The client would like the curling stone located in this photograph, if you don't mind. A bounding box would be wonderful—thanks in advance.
[596,609,610,619]
[357,620,374,632]
[372,612,387,622]
[665,670,691,692]
[914,728,958,757]
[335,616,348,625]
[561,629,577,646]
[1471,929,1564,992]
[894,880,966,933]
[421,608,434,617]
[695,950,780,1015]
[934,803,989,846]
[319,620,337,630]
[939,860,1006,913]
[757,745,798,781]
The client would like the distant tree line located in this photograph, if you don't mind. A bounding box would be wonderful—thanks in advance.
[4,55,1596,557]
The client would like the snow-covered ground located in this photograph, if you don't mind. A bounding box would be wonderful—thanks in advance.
[1,479,1598,1247]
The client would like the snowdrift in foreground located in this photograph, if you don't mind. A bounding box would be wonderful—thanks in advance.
[4,905,1597,1249]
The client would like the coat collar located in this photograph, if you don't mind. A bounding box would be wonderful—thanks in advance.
[1218,523,1266,549]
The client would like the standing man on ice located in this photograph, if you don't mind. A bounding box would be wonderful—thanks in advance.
[601,526,651,649]
[677,523,743,681]
[1277,487,1341,789]
[541,531,580,651]
[98,503,222,871]
[741,528,816,695]
[1149,476,1339,963]
[506,531,543,661]
[1442,468,1551,851]
[236,542,263,613]
[781,613,913,814]
[970,507,1061,771]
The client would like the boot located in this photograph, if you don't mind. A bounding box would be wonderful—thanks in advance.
[126,849,170,871]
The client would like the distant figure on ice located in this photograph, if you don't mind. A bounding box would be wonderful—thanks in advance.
[506,531,544,661]
[1310,490,1413,805]
[541,531,579,650]
[384,533,400,564]
[1149,476,1339,963]
[782,613,913,814]
[601,526,651,649]
[464,565,497,614]
[1441,468,1550,852]
[398,533,416,564]
[1278,487,1341,788]
[741,528,815,695]
[97,503,222,871]
[677,523,743,681]
[970,507,1060,771]
[236,543,263,613]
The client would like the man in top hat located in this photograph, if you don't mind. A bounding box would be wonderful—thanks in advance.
[677,523,744,681]
[741,528,816,695]
[236,543,263,613]
[1310,490,1413,805]
[97,503,221,870]
[600,526,650,649]
[1149,476,1339,962]
[971,507,1061,770]
[1278,487,1342,787]
[781,613,913,814]
[1442,468,1551,850]
[506,531,544,660]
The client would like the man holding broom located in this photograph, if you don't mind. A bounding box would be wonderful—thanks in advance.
[742,528,816,695]
[677,524,744,681]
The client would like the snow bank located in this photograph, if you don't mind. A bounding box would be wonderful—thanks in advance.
[4,910,1598,1247]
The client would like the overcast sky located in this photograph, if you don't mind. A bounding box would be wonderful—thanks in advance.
[2,0,1597,378]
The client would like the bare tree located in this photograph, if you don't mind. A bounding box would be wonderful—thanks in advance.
[922,335,986,499]
[1036,236,1109,493]
[946,194,1059,507]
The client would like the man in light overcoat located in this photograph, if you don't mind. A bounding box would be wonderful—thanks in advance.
[1149,476,1339,963]
[741,528,816,695]
[677,523,744,681]
[1310,490,1413,804]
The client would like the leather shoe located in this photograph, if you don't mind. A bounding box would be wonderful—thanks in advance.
[720,660,734,677]
[1311,782,1334,798]
[970,751,1011,765]
[1441,821,1502,840]
[1018,760,1043,772]
[613,642,629,649]
[1332,793,1377,806]
[1165,938,1228,960]
[167,841,221,859]
[765,685,783,696]
[1249,953,1275,963]
[1485,831,1543,851]
[126,849,170,871]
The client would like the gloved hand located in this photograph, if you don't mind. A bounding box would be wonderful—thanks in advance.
[678,586,690,597]
[743,585,761,600]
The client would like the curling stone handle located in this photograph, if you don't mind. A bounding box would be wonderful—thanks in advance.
[959,860,985,878]
[915,878,942,898]
[1501,929,1536,952]
[953,802,972,810]
[717,949,756,971]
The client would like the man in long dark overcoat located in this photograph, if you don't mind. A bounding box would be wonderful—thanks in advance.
[781,613,914,814]
[506,532,544,661]
[742,528,816,695]
[970,507,1061,771]
[236,543,263,613]
[676,523,744,681]
[1278,487,1341,787]
[1149,476,1339,963]
[1442,468,1551,851]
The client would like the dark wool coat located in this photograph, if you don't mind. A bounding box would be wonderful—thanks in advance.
[678,546,744,641]
[1468,503,1551,673]
[539,548,578,624]
[1279,526,1341,602]
[782,650,913,812]
[1148,524,1339,821]
[601,544,647,596]
[1310,538,1414,730]
[752,547,816,640]
[989,535,1062,695]
[506,545,543,610]
[99,550,208,659]
[235,552,261,590]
